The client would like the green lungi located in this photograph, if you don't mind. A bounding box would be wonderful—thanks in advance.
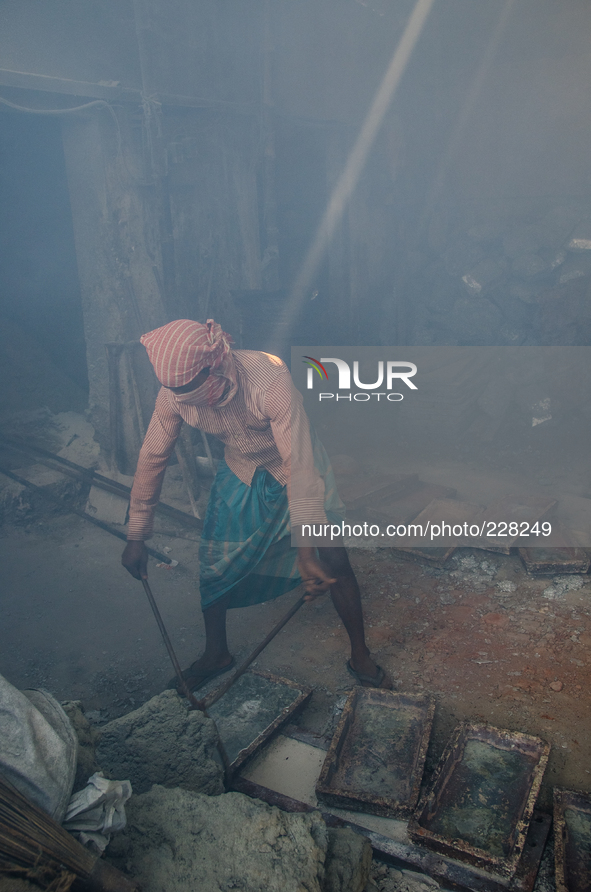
[198,433,345,609]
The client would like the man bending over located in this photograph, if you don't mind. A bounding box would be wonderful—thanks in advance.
[122,319,391,691]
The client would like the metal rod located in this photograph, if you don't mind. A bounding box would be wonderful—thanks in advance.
[0,465,172,564]
[106,343,124,474]
[72,513,172,565]
[200,594,307,710]
[0,435,202,529]
[140,579,200,708]
[139,578,232,781]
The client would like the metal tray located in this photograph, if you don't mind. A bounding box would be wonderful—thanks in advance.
[389,497,481,566]
[393,545,457,567]
[208,670,312,774]
[519,546,590,576]
[473,496,557,554]
[337,473,419,512]
[315,688,435,818]
[369,482,457,526]
[554,787,591,892]
[409,723,550,878]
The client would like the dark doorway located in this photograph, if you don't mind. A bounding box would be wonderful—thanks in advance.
[0,109,88,396]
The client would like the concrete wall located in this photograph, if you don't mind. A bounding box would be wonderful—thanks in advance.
[4,1,591,202]
[0,0,141,87]
[61,109,167,444]
[444,0,591,204]
[2,0,591,440]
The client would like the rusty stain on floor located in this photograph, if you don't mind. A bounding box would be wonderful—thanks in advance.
[0,515,590,813]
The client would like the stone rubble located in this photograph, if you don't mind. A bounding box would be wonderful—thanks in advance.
[542,575,585,600]
[0,409,99,526]
[95,690,225,796]
[58,689,372,891]
[60,700,100,793]
[365,843,557,892]
[413,202,591,345]
[366,863,441,892]
[325,825,373,892]
[106,785,372,892]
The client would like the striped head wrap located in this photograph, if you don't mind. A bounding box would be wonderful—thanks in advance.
[140,319,238,407]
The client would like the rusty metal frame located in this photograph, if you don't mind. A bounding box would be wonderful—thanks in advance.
[553,787,591,892]
[518,547,590,576]
[409,723,550,878]
[209,670,312,775]
[233,731,551,892]
[316,688,435,818]
[393,545,456,567]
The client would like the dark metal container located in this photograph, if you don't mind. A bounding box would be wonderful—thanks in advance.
[409,723,550,878]
[519,546,590,576]
[316,688,435,818]
[208,670,312,773]
[554,787,591,892]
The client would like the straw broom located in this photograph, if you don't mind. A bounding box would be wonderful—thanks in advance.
[0,774,140,892]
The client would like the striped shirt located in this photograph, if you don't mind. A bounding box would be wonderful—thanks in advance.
[127,350,328,540]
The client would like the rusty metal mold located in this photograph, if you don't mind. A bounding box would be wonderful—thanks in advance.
[207,670,311,774]
[315,688,435,818]
[554,787,591,892]
[409,723,550,878]
[338,473,419,512]
[369,482,458,526]
[393,544,457,567]
[519,546,590,576]
[473,496,557,554]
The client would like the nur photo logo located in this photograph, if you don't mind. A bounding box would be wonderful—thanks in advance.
[302,355,418,402]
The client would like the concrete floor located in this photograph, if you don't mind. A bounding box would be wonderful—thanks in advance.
[1,508,590,813]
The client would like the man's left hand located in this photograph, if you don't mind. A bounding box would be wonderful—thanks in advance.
[297,548,336,600]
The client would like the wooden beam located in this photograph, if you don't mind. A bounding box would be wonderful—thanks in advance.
[0,68,254,114]
[0,67,141,101]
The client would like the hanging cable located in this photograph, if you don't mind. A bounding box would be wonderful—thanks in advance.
[0,94,122,146]
[0,95,115,118]
[0,93,139,189]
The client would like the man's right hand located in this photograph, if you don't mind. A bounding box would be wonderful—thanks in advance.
[122,541,148,579]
